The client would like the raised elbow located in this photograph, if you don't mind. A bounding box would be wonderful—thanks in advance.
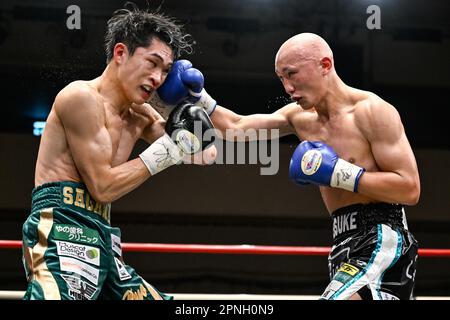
[406,190,420,206]
[403,180,420,206]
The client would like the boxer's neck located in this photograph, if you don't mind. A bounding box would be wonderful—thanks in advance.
[314,74,351,118]
[96,64,132,113]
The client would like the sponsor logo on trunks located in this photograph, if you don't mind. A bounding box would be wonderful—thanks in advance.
[333,211,358,238]
[61,274,97,300]
[329,247,351,278]
[379,291,399,300]
[333,262,362,285]
[301,150,322,175]
[56,240,100,266]
[54,224,100,245]
[406,254,418,281]
[59,256,99,285]
[114,257,132,281]
[122,284,148,300]
[62,186,111,221]
[338,263,360,276]
[320,280,344,300]
[111,233,122,256]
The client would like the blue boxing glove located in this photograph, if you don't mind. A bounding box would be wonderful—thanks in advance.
[289,141,365,192]
[148,59,217,119]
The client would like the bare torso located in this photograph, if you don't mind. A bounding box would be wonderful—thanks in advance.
[35,80,151,187]
[288,89,381,213]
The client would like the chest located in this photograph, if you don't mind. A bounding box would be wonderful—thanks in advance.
[104,110,138,163]
[292,113,373,166]
[105,113,124,148]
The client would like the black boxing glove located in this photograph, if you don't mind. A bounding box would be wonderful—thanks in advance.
[165,102,216,154]
[139,102,215,175]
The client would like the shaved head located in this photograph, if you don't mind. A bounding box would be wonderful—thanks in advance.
[275,33,333,66]
[274,33,336,109]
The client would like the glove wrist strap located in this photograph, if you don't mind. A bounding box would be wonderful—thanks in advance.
[330,158,365,192]
[139,134,183,175]
[190,89,217,115]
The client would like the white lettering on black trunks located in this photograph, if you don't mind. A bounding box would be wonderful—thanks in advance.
[333,212,358,238]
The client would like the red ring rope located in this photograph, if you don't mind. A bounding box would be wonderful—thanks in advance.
[1,240,449,257]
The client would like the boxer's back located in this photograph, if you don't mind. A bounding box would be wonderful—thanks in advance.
[34,92,81,186]
[34,80,129,187]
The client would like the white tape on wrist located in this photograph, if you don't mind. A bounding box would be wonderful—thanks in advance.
[330,158,364,192]
[139,134,183,176]
[191,89,217,115]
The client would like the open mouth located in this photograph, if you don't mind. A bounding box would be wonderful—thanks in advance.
[141,85,152,94]
[292,96,302,104]
[140,85,153,99]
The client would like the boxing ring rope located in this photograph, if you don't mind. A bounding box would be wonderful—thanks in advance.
[1,240,450,300]
[1,240,450,257]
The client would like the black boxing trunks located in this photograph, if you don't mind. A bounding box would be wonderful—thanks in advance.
[320,203,418,300]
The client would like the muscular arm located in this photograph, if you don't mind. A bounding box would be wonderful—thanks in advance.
[355,100,420,205]
[210,103,297,141]
[56,89,151,204]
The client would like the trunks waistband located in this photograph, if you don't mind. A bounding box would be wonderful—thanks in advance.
[31,181,111,224]
[331,202,405,242]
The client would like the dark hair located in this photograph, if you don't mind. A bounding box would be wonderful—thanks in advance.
[104,3,194,63]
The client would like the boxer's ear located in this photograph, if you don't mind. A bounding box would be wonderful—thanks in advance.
[113,43,128,64]
[320,57,333,75]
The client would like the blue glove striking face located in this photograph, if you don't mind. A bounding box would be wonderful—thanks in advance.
[148,59,216,119]
[157,60,198,105]
[289,141,365,192]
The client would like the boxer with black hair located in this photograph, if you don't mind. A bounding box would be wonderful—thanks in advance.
[22,4,215,300]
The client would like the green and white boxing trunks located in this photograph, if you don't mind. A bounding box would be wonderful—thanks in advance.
[22,181,172,300]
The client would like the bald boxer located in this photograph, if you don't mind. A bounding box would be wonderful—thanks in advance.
[22,6,216,300]
[155,33,420,300]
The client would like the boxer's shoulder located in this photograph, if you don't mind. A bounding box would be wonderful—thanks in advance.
[284,102,317,127]
[58,80,96,97]
[279,102,309,118]
[353,91,402,140]
[54,81,102,118]
[352,89,394,114]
